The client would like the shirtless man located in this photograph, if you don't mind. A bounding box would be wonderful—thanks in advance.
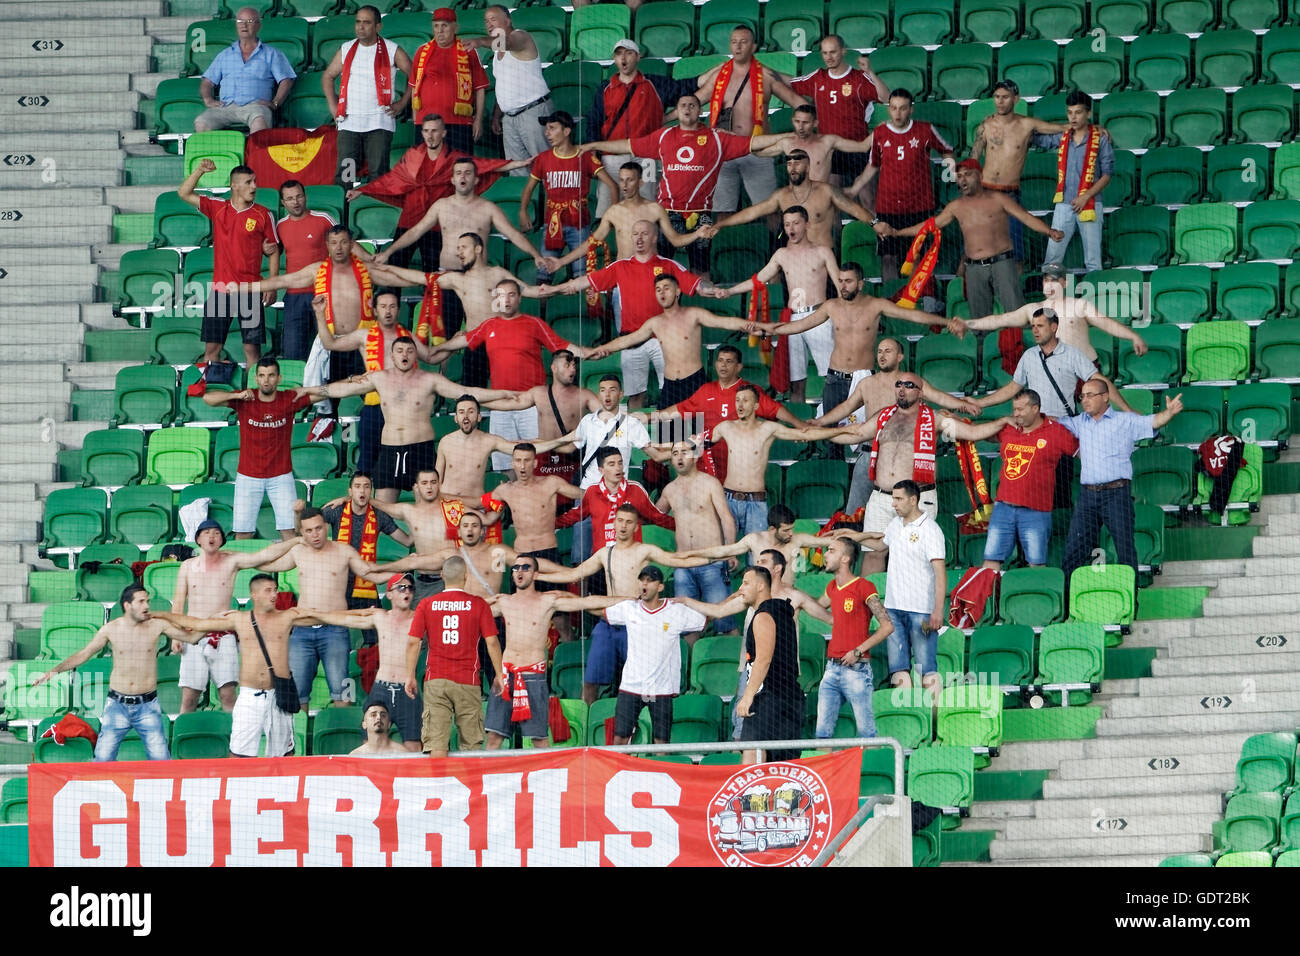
[831,371,1011,572]
[485,556,629,747]
[703,148,872,250]
[169,518,300,714]
[656,439,737,635]
[257,506,383,709]
[970,80,1068,261]
[157,574,313,757]
[751,105,874,184]
[711,383,849,536]
[367,468,465,601]
[305,572,423,751]
[884,160,1064,327]
[436,396,568,512]
[349,701,410,756]
[540,502,711,705]
[316,334,515,502]
[588,273,761,408]
[35,584,205,761]
[373,158,554,273]
[684,503,847,587]
[250,225,374,341]
[713,206,842,404]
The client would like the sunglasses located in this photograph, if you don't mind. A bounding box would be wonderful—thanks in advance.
[511,564,534,571]
[895,381,921,389]
[391,585,413,593]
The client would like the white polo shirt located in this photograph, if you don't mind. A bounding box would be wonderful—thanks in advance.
[883,511,946,614]
[606,599,706,697]
[573,409,651,490]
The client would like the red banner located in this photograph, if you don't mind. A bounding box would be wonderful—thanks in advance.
[244,127,339,190]
[27,749,861,867]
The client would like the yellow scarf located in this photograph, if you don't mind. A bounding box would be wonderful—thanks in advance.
[1053,125,1102,222]
[412,39,475,118]
[362,323,409,406]
[313,256,374,333]
[338,504,379,599]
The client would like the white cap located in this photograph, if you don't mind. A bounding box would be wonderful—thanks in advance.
[612,38,640,55]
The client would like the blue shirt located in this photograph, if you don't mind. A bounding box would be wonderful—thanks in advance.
[203,40,296,106]
[1059,407,1155,485]
[1032,128,1115,203]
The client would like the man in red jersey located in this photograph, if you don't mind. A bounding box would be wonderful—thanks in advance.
[408,7,489,153]
[181,160,280,368]
[791,35,889,188]
[274,179,335,361]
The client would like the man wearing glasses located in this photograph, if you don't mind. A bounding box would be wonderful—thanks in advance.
[195,6,296,134]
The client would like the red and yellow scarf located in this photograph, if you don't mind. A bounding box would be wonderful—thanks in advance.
[415,272,446,346]
[338,504,379,599]
[585,239,611,318]
[710,58,765,136]
[1053,125,1102,222]
[313,256,373,333]
[362,322,409,406]
[411,39,475,118]
[338,39,392,119]
[869,403,936,485]
[954,433,994,530]
[896,217,941,310]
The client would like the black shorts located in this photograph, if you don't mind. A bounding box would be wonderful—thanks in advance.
[329,347,365,383]
[202,289,264,346]
[365,679,423,743]
[667,210,713,275]
[739,690,804,762]
[484,671,549,740]
[831,150,869,182]
[614,690,673,741]
[376,439,437,491]
[658,366,708,410]
[461,342,488,390]
[520,547,564,591]
[877,210,931,261]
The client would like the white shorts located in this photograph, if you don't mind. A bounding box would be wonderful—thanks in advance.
[620,338,665,397]
[233,472,297,534]
[230,685,295,757]
[713,152,778,214]
[489,407,539,471]
[787,308,834,382]
[865,487,938,535]
[178,632,239,691]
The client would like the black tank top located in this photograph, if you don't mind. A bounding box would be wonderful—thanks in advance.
[745,598,800,700]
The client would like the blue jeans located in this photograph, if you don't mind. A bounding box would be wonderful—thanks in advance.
[570,517,593,566]
[1045,202,1104,275]
[95,695,170,761]
[983,502,1053,566]
[1062,484,1137,582]
[585,620,627,685]
[675,561,734,633]
[536,225,589,281]
[280,291,315,361]
[885,609,938,678]
[727,495,769,541]
[289,624,351,704]
[816,660,877,738]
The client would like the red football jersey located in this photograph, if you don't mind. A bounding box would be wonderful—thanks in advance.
[995,420,1079,512]
[825,576,880,659]
[791,68,881,140]
[411,588,498,685]
[629,126,752,212]
[200,196,279,286]
[869,120,953,215]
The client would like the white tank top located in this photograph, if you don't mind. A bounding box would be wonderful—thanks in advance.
[337,38,398,133]
[493,47,550,114]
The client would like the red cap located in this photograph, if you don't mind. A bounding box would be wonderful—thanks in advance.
[387,572,413,591]
[433,7,456,22]
[956,157,982,172]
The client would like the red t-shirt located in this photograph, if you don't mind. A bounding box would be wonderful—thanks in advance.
[673,379,783,482]
[464,315,572,391]
[869,120,953,215]
[413,41,490,126]
[995,420,1079,512]
[557,480,674,552]
[276,211,336,293]
[199,195,279,286]
[825,576,880,658]
[230,390,312,479]
[629,126,752,212]
[791,68,880,140]
[411,588,497,685]
[585,255,701,334]
[529,148,604,229]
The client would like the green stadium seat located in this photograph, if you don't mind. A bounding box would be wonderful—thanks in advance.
[172,711,233,758]
[1227,383,1290,446]
[1068,564,1136,626]
[969,625,1035,690]
[1277,849,1300,865]
[1195,30,1259,89]
[1023,0,1088,38]
[1165,88,1229,146]
[1093,0,1152,35]
[177,366,241,424]
[1158,385,1221,444]
[282,71,332,128]
[587,697,652,746]
[869,46,929,100]
[996,39,1059,99]
[141,560,183,604]
[998,567,1065,628]
[41,602,106,661]
[1281,797,1300,851]
[892,0,954,45]
[109,485,175,548]
[1184,323,1251,383]
[347,195,400,243]
[797,630,827,692]
[1106,148,1139,207]
[1230,733,1297,797]
[0,778,27,824]
[671,54,728,82]
[670,694,724,744]
[935,685,1002,763]
[312,705,365,755]
[257,15,310,71]
[690,635,742,697]
[1261,27,1300,84]
[185,20,236,77]
[711,223,771,285]
[699,0,758,56]
[550,642,586,698]
[1222,0,1286,28]
[308,15,353,70]
[840,221,882,279]
[184,130,247,189]
[828,0,889,48]
[1132,445,1195,508]
[75,558,136,604]
[911,100,963,154]
[959,0,1021,42]
[906,745,975,816]
[915,334,977,394]
[967,96,1029,148]
[216,0,275,18]
[1254,320,1300,382]
[1116,325,1182,388]
[1217,792,1283,853]
[634,2,695,58]
[1036,621,1105,704]
[42,488,109,551]
[1106,206,1171,266]
[1173,204,1238,265]
[1206,143,1270,203]
[79,428,145,488]
[29,568,78,604]
[152,192,211,250]
[111,365,177,429]
[1214,850,1274,867]
[1243,199,1300,260]
[509,7,566,63]
[1149,265,1212,325]
[35,714,99,763]
[871,687,933,751]
[1063,35,1125,94]
[1155,0,1218,32]
[1217,263,1281,322]
[1018,151,1059,211]
[764,0,824,53]
[154,77,206,136]
[1274,143,1300,202]
[1138,146,1203,207]
[931,43,995,101]
[542,60,603,121]
[859,748,897,798]
[1097,91,1161,150]
[145,427,211,485]
[117,248,180,318]
[1231,85,1295,146]
[1126,34,1192,92]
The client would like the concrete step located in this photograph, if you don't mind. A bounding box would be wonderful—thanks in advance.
[0,404,67,425]
[1056,753,1238,781]
[968,801,1033,822]
[1138,672,1300,697]
[1252,535,1300,557]
[1152,653,1300,677]
[1139,614,1300,640]
[1079,731,1251,759]
[1003,811,1220,842]
[0,584,29,604]
[92,243,149,271]
[0,383,72,405]
[1202,593,1300,617]
[0,225,111,246]
[0,166,124,189]
[1036,793,1225,819]
[81,303,120,328]
[0,462,58,483]
[0,483,37,502]
[0,90,139,116]
[0,518,41,543]
[0,189,102,209]
[0,132,123,153]
[0,263,99,285]
[0,2,164,20]
[1096,712,1300,737]
[1108,690,1300,719]
[131,72,171,98]
[1168,632,1300,659]
[1042,771,1236,800]
[0,110,137,133]
[1,283,96,304]
[145,17,193,44]
[1208,573,1300,598]
[948,854,1169,866]
[0,344,81,363]
[0,74,131,94]
[1260,512,1300,535]
[0,55,152,79]
[0,244,91,265]
[0,205,112,229]
[5,323,82,346]
[105,184,173,215]
[989,832,1211,861]
[8,602,49,627]
[1099,678,1141,696]
[985,739,1089,771]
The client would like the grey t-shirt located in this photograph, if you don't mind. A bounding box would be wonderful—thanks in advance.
[1013,341,1098,418]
